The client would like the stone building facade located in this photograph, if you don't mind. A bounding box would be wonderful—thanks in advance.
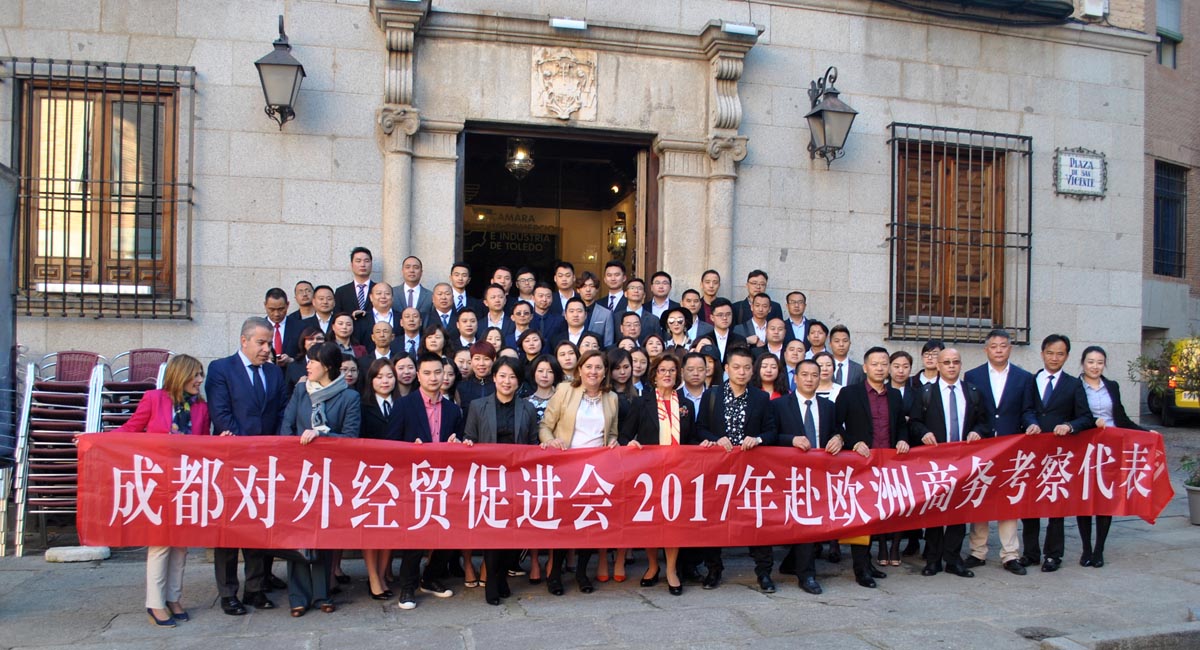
[1,0,1158,401]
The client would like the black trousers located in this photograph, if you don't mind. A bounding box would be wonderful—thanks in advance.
[1021,517,1065,561]
[483,549,515,600]
[1077,515,1112,554]
[213,548,267,598]
[748,545,774,579]
[850,544,872,576]
[547,548,594,584]
[399,549,455,591]
[924,524,967,568]
[786,543,817,580]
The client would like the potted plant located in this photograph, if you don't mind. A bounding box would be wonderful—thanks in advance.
[1182,455,1200,526]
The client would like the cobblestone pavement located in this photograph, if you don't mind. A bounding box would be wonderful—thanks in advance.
[1,423,1198,650]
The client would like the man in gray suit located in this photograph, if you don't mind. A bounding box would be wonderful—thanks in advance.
[577,271,615,348]
[398,255,433,320]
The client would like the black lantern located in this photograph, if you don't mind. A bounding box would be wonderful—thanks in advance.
[255,15,306,129]
[805,67,857,167]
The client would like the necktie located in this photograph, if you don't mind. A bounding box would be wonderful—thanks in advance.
[356,284,366,310]
[250,364,265,400]
[273,323,283,355]
[382,400,391,419]
[834,362,844,385]
[408,339,416,355]
[457,294,465,311]
[609,296,616,310]
[1042,374,1055,405]
[441,313,449,327]
[948,384,960,442]
[788,368,796,391]
[408,288,415,309]
[803,399,817,446]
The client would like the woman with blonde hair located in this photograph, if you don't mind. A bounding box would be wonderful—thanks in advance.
[115,354,215,627]
[538,349,619,595]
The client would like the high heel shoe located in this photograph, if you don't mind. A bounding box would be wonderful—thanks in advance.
[1091,552,1104,568]
[147,608,176,628]
[370,589,394,600]
[667,573,682,596]
[640,568,660,587]
[166,601,189,622]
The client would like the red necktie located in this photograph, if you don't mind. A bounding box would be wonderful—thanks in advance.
[273,323,283,355]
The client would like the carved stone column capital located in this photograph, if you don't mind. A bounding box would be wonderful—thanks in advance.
[379,104,421,153]
[708,134,748,179]
[372,0,429,106]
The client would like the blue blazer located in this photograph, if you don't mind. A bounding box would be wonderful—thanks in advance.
[385,390,465,443]
[963,363,1037,436]
[205,353,288,436]
[1029,369,1094,433]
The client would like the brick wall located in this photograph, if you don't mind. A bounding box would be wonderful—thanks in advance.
[1143,0,1200,298]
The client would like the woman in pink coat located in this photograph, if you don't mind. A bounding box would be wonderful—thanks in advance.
[116,354,216,627]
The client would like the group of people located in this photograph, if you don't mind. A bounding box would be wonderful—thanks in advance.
[115,247,1157,627]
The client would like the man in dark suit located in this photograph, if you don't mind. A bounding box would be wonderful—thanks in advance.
[501,300,541,349]
[733,293,774,347]
[731,269,783,324]
[828,324,865,387]
[357,322,405,376]
[480,283,513,333]
[263,287,299,367]
[577,272,615,347]
[333,246,376,318]
[205,317,290,615]
[1020,333,1094,573]
[546,261,578,316]
[284,281,316,353]
[962,329,1036,575]
[834,346,904,588]
[353,282,404,347]
[396,307,423,359]
[681,289,715,343]
[425,283,456,331]
[782,291,814,348]
[697,347,778,592]
[450,262,486,320]
[908,348,993,579]
[301,284,336,337]
[701,298,747,363]
[772,358,836,595]
[647,271,681,318]
[387,352,462,610]
[602,260,628,314]
[531,283,566,342]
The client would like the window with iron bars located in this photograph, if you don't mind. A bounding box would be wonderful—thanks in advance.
[888,123,1032,345]
[1,59,195,318]
[1153,160,1187,278]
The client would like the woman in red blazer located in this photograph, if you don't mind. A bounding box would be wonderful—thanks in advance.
[116,354,214,627]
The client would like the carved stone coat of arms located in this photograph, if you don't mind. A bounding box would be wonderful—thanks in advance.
[531,47,597,121]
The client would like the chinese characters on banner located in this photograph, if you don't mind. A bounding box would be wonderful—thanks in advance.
[77,429,1173,550]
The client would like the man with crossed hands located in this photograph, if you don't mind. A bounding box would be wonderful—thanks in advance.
[905,348,992,578]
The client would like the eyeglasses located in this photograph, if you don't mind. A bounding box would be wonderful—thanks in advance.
[667,318,685,325]
[656,367,677,375]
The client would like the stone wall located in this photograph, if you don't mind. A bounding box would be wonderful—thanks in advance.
[2,0,1154,406]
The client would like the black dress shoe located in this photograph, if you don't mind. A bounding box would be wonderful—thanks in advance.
[577,575,594,593]
[486,596,501,606]
[498,584,512,599]
[701,571,721,590]
[640,569,660,587]
[1091,552,1104,568]
[220,596,246,616]
[799,577,823,595]
[1003,559,1027,575]
[547,579,564,596]
[855,574,877,588]
[1041,557,1061,573]
[1079,550,1092,567]
[963,556,986,569]
[868,565,887,579]
[944,564,975,578]
[758,576,776,594]
[1018,555,1039,567]
[244,591,276,610]
[266,575,288,591]
[921,563,941,577]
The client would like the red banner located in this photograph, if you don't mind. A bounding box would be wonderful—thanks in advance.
[77,429,1173,550]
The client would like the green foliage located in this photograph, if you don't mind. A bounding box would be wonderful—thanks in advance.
[1181,455,1200,488]
[1128,337,1200,397]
